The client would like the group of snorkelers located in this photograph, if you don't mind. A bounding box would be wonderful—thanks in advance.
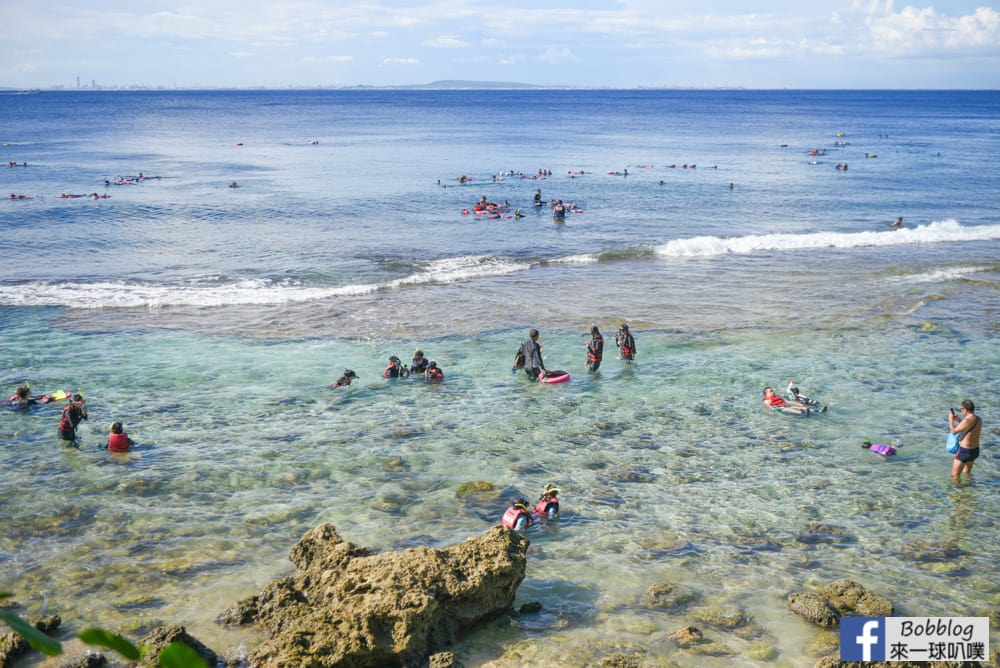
[501,483,560,532]
[329,350,444,389]
[4,385,135,452]
[761,381,828,416]
[6,172,162,201]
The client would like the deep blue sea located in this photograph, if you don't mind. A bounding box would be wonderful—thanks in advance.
[1,89,998,666]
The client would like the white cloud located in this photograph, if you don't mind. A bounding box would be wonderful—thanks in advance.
[422,36,470,48]
[867,5,1000,54]
[299,55,354,64]
[2,0,999,88]
[538,46,580,64]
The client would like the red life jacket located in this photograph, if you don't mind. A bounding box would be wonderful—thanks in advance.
[587,336,603,362]
[501,506,530,530]
[766,394,787,408]
[427,368,444,381]
[534,496,559,518]
[59,406,75,432]
[108,432,130,452]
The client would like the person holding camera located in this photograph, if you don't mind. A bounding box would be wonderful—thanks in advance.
[949,400,982,482]
[615,323,636,363]
[586,325,604,373]
[57,393,87,447]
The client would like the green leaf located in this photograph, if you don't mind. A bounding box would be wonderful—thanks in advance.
[78,627,141,660]
[0,611,63,657]
[159,642,209,668]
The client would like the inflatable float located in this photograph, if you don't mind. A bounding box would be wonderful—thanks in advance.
[539,370,570,384]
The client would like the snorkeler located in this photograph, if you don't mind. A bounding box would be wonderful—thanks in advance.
[615,324,635,362]
[57,393,88,446]
[424,361,444,382]
[786,380,827,412]
[383,355,409,379]
[501,497,532,532]
[532,484,560,521]
[330,369,358,389]
[106,421,136,453]
[763,387,809,415]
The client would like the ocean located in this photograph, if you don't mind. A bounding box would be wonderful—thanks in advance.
[1,89,998,666]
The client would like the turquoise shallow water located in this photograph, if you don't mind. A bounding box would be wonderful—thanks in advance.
[2,303,998,666]
[1,89,999,666]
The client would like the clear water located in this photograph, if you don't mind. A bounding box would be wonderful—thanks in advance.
[1,89,998,666]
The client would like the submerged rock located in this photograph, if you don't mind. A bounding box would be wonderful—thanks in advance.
[787,592,839,628]
[788,579,893,628]
[669,626,703,647]
[219,523,528,667]
[644,583,698,611]
[818,578,894,617]
[795,523,855,545]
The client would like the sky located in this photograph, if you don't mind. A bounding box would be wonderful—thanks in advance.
[3,0,999,89]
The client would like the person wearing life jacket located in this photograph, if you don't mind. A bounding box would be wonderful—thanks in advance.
[615,323,636,362]
[383,356,408,379]
[410,350,429,375]
[58,393,87,446]
[424,361,444,382]
[787,380,827,412]
[532,484,560,521]
[552,200,566,222]
[106,421,135,453]
[501,497,532,532]
[6,386,36,410]
[330,369,358,389]
[586,325,604,373]
[763,387,808,415]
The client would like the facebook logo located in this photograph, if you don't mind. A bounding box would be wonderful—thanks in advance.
[841,616,886,661]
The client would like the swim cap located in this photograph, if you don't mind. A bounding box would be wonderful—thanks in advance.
[544,483,560,495]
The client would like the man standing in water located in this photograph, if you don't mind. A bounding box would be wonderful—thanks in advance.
[949,400,982,482]
[522,329,545,381]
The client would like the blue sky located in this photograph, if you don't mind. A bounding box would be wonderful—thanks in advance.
[4,0,999,88]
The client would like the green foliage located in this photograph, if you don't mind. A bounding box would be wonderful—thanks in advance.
[78,627,142,661]
[0,609,63,657]
[159,642,209,668]
[0,594,206,667]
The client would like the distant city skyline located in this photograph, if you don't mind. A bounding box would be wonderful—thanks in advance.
[4,1,999,90]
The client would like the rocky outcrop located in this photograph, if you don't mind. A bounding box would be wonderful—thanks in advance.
[789,579,893,628]
[137,625,218,668]
[219,523,529,667]
[788,592,839,628]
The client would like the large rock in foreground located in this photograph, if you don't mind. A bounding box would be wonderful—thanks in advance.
[220,524,529,667]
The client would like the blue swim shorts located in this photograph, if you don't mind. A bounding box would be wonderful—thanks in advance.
[956,446,980,463]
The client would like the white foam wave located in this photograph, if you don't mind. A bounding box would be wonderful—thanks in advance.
[653,220,1000,259]
[889,265,996,285]
[0,255,531,309]
[550,253,601,264]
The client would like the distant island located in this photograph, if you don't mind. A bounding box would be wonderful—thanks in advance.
[338,80,562,90]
